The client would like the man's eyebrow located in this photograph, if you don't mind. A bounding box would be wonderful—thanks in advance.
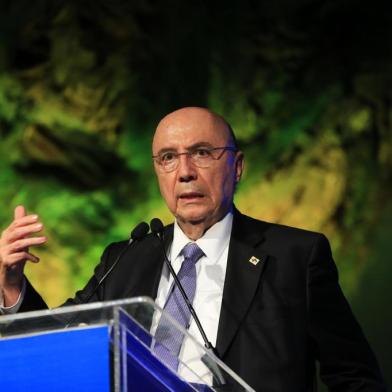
[155,142,214,155]
[187,142,214,149]
[155,147,177,155]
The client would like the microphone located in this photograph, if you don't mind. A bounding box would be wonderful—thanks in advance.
[65,221,149,328]
[150,218,226,386]
[85,221,149,303]
[128,221,150,244]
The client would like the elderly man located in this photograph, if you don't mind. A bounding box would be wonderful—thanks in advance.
[0,107,386,391]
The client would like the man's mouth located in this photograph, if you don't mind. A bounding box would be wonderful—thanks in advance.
[178,192,204,200]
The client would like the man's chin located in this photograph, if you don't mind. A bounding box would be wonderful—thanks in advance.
[176,206,211,225]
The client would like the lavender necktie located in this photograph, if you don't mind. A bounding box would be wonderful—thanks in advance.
[154,242,204,371]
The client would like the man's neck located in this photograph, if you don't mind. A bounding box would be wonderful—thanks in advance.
[177,223,206,241]
[176,208,233,241]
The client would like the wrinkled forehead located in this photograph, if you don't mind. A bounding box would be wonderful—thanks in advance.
[152,110,231,153]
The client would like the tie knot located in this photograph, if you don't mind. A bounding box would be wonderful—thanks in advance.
[181,242,204,263]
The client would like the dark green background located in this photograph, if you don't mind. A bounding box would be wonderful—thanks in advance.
[0,0,391,388]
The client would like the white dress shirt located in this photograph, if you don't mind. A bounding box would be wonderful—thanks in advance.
[153,211,233,383]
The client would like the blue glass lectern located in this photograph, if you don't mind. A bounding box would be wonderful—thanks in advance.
[0,297,254,391]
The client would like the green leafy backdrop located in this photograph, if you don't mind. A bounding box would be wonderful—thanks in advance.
[0,0,391,386]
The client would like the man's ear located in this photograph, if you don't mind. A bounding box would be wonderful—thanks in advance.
[234,151,244,183]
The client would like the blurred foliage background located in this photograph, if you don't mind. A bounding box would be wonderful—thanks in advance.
[0,0,391,387]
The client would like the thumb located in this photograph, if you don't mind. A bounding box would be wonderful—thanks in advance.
[14,205,26,220]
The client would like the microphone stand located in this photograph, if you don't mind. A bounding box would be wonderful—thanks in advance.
[64,222,149,328]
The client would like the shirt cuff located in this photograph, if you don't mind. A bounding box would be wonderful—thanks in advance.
[0,278,26,314]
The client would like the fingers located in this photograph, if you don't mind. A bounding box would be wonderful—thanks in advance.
[7,251,40,264]
[1,206,46,246]
[2,205,44,243]
[7,222,45,242]
[0,206,46,271]
[9,236,47,253]
[11,213,39,230]
[14,205,26,220]
[0,206,45,294]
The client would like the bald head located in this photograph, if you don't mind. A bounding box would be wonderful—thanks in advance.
[153,107,237,153]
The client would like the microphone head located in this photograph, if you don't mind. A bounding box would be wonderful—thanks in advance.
[130,221,149,240]
[150,218,164,236]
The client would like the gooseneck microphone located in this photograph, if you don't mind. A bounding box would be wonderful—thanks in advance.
[83,221,149,304]
[94,221,149,287]
[65,221,149,328]
[150,218,226,386]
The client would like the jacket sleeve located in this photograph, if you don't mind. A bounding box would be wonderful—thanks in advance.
[18,242,121,311]
[307,234,387,391]
[19,278,48,312]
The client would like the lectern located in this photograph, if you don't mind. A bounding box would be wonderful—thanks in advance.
[0,297,255,391]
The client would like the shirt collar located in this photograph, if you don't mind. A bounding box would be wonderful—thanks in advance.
[171,211,233,265]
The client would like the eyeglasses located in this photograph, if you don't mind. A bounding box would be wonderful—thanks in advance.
[152,146,238,173]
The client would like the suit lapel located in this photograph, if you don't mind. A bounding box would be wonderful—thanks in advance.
[216,211,269,357]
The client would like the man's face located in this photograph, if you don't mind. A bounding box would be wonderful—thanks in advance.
[152,108,243,229]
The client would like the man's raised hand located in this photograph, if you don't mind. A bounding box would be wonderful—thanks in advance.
[0,205,47,307]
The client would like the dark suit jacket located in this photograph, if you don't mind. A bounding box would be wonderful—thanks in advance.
[22,210,386,391]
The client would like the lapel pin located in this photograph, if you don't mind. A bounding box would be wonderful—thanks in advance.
[248,256,260,266]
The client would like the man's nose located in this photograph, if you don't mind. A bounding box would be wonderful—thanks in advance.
[178,153,197,182]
